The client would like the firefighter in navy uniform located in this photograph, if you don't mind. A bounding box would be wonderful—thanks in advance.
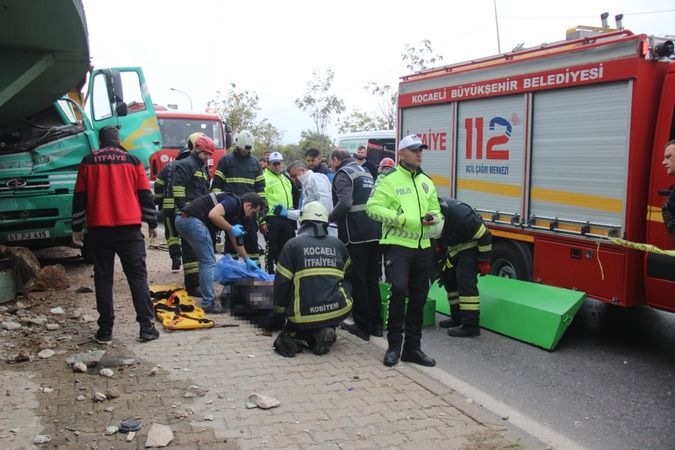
[436,198,492,337]
[272,202,353,357]
[211,129,266,265]
[172,132,215,296]
[154,147,190,271]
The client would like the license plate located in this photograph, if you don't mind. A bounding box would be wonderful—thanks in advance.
[7,230,50,241]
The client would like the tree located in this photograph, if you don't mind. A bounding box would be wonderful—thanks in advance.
[276,143,304,163]
[339,40,442,132]
[365,81,397,130]
[401,39,444,73]
[337,110,387,134]
[207,83,282,151]
[298,130,333,153]
[206,83,260,133]
[295,69,345,136]
[253,118,283,150]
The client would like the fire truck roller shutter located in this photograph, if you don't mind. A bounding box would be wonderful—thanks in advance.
[529,81,631,231]
[490,239,533,281]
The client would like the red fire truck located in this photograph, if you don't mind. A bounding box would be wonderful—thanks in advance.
[148,107,232,180]
[398,29,675,312]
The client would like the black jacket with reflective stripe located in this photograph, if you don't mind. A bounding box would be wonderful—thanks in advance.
[273,223,353,329]
[172,153,210,210]
[439,198,492,260]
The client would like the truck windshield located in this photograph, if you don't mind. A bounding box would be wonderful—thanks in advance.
[158,118,223,149]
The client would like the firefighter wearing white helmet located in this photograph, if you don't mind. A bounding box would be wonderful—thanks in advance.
[211,129,266,264]
[271,201,353,358]
[235,130,255,151]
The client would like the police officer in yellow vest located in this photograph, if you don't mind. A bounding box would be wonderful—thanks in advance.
[265,152,297,273]
[272,202,353,357]
[367,134,441,367]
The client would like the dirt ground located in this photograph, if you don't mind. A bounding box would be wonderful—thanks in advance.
[0,242,234,450]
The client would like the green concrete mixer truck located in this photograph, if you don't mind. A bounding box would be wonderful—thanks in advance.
[0,0,161,257]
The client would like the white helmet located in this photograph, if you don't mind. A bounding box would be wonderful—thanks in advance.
[236,130,255,150]
[427,214,445,239]
[299,201,328,224]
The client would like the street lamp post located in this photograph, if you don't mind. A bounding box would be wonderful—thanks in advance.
[170,87,193,111]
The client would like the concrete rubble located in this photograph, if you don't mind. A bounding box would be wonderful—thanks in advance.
[144,423,173,448]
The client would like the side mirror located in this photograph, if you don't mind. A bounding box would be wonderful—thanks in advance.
[224,122,233,149]
[115,102,128,117]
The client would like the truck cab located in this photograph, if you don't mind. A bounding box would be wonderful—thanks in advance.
[0,67,160,250]
[148,108,232,180]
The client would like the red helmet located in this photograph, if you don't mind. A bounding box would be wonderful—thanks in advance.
[378,157,395,168]
[188,132,215,155]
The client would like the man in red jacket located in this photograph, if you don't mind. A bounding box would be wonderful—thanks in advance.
[72,126,160,344]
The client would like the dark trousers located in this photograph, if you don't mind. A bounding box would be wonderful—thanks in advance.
[225,215,260,262]
[382,245,433,350]
[265,216,296,274]
[440,247,480,326]
[163,208,181,258]
[88,225,154,331]
[180,232,200,290]
[347,241,382,333]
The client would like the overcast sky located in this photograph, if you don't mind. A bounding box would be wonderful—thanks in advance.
[81,0,674,144]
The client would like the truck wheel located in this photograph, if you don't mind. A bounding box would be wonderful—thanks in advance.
[490,240,533,281]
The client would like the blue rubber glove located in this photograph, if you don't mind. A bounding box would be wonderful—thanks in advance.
[274,204,288,217]
[244,257,258,271]
[230,224,246,238]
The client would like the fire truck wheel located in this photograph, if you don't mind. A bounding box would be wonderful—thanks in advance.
[490,240,532,281]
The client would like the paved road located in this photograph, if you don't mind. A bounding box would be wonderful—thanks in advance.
[422,300,675,450]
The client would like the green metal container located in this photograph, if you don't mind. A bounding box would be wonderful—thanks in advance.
[430,276,585,350]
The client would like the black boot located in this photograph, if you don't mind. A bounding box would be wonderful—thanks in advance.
[383,346,401,367]
[401,348,436,367]
[139,324,160,342]
[312,327,337,355]
[171,255,181,271]
[447,325,480,337]
[438,304,461,328]
[187,285,202,297]
[340,322,370,341]
[447,310,480,337]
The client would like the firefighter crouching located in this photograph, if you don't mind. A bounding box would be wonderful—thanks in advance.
[153,147,191,271]
[272,202,353,357]
[435,198,492,337]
